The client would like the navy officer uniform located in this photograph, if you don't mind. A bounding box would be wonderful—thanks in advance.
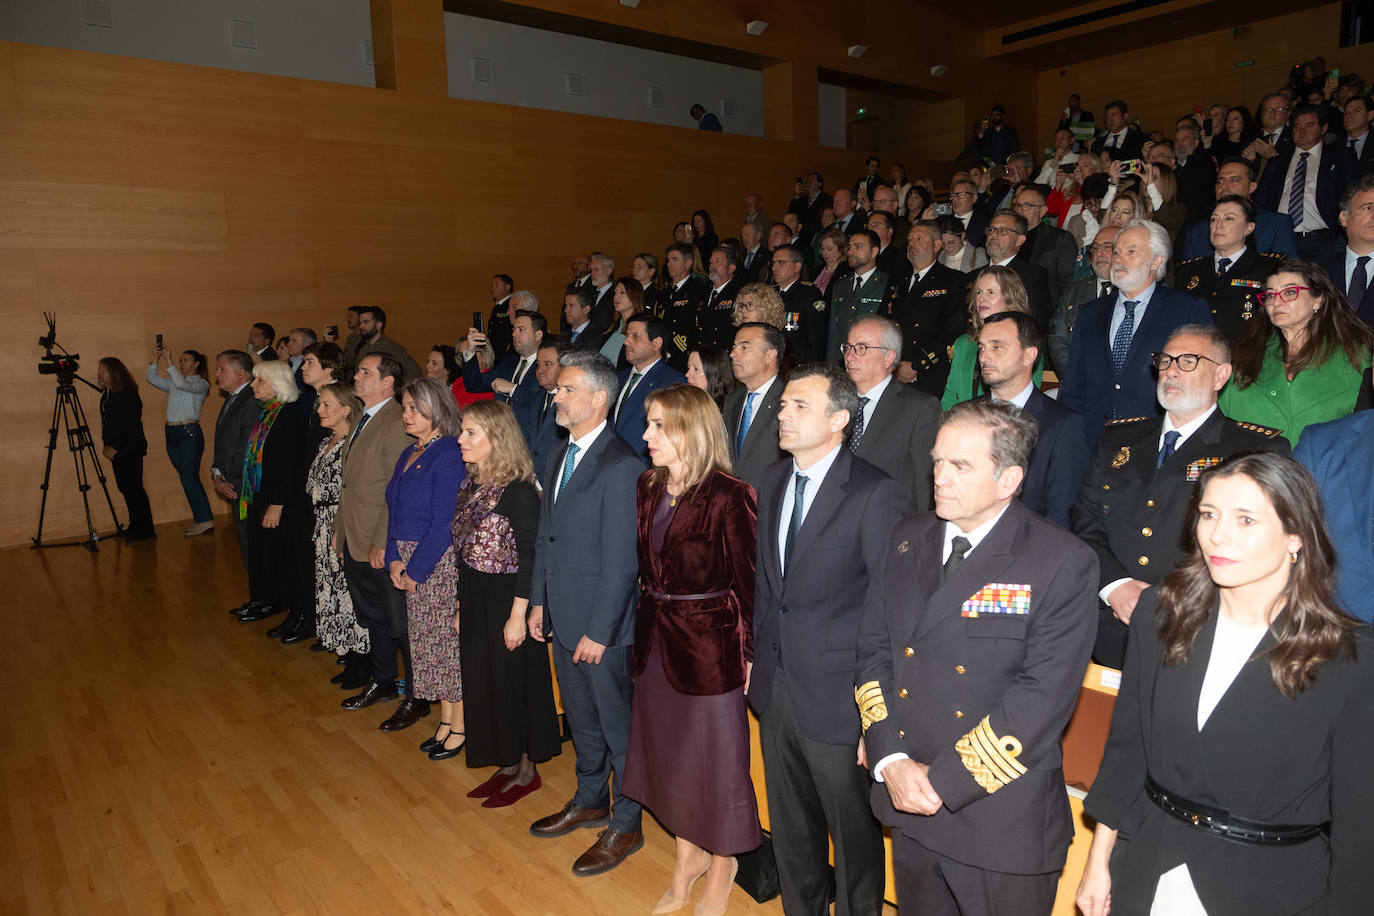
[882,260,966,400]
[779,279,829,365]
[1174,248,1286,342]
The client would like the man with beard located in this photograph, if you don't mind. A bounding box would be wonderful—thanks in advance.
[1070,324,1289,667]
[698,247,741,350]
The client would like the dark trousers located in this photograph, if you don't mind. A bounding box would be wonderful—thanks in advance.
[551,640,641,833]
[164,424,212,523]
[110,452,154,535]
[233,513,249,568]
[341,542,410,685]
[760,674,884,916]
[891,831,1057,916]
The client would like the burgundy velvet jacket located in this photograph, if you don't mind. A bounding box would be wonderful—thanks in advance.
[633,469,757,696]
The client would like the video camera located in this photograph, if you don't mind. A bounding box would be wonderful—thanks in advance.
[37,312,80,379]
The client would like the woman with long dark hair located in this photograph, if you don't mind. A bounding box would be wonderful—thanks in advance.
[601,279,644,368]
[97,357,155,542]
[692,209,719,257]
[146,343,214,536]
[1220,260,1374,446]
[685,346,737,409]
[1077,453,1374,915]
[1210,105,1257,162]
[425,345,460,386]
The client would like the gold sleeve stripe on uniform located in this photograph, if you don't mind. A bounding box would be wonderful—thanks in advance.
[954,716,1026,794]
[855,681,888,733]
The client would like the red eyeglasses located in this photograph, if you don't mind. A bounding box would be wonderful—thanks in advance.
[1256,285,1314,307]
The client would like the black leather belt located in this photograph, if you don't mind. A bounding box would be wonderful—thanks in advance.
[1145,775,1326,846]
[644,586,731,601]
[1293,228,1333,238]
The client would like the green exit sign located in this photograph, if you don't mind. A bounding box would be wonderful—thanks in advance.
[1235,59,1255,68]
[857,107,869,119]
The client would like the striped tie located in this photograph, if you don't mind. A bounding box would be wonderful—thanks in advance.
[1288,152,1309,228]
[1111,300,1138,377]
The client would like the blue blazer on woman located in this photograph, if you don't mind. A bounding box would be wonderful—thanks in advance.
[1295,411,1374,623]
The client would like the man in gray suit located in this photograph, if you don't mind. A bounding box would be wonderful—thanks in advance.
[723,322,787,490]
[213,350,263,613]
[827,229,890,363]
[1048,225,1118,374]
[1016,184,1078,305]
[843,317,940,511]
[528,351,645,876]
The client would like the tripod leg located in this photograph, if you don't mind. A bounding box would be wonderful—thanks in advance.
[32,388,64,547]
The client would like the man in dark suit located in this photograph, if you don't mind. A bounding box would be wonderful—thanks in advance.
[1071,324,1289,667]
[976,209,1054,332]
[1176,158,1299,261]
[1091,99,1145,159]
[773,244,828,364]
[211,350,261,585]
[522,341,568,478]
[1317,173,1374,326]
[827,229,889,363]
[978,105,1020,168]
[856,400,1098,916]
[699,247,740,351]
[843,316,939,511]
[740,222,768,282]
[1254,103,1353,260]
[247,322,277,362]
[868,210,907,278]
[1246,92,1297,179]
[1342,95,1374,178]
[284,327,317,419]
[1061,220,1213,448]
[853,154,886,202]
[829,189,867,237]
[949,177,989,249]
[461,309,545,430]
[1172,121,1218,224]
[1295,410,1374,623]
[486,274,515,362]
[560,287,603,353]
[749,363,905,916]
[527,350,645,875]
[788,171,833,236]
[587,254,617,333]
[610,314,686,464]
[1049,225,1118,375]
[1015,185,1077,305]
[884,221,966,399]
[977,312,1088,528]
[724,322,786,490]
[660,243,710,372]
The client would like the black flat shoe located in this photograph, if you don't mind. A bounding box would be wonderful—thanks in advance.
[428,731,466,761]
[420,721,453,753]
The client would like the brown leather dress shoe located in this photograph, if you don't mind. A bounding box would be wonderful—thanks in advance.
[378,697,431,731]
[571,828,644,877]
[529,801,611,838]
[340,681,399,710]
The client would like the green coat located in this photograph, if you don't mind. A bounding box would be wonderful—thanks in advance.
[1218,336,1371,447]
[940,334,1045,410]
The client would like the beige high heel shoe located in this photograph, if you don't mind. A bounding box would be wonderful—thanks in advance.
[650,861,710,915]
[693,857,739,916]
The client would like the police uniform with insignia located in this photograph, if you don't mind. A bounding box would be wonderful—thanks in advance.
[778,279,828,364]
[883,260,967,399]
[1070,407,1290,668]
[696,278,739,351]
[828,267,890,363]
[855,500,1099,913]
[1175,248,1285,342]
[661,274,710,372]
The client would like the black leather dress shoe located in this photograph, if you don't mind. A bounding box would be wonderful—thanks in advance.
[229,600,258,616]
[266,609,301,639]
[309,640,327,652]
[341,681,399,710]
[122,530,157,543]
[379,697,431,731]
[280,614,315,645]
[239,603,282,623]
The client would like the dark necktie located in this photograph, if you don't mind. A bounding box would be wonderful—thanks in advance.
[854,275,862,294]
[1289,152,1309,228]
[1216,257,1231,277]
[850,396,871,452]
[512,357,529,386]
[615,371,642,422]
[1100,280,1112,298]
[348,410,372,447]
[1157,429,1180,469]
[539,390,553,422]
[556,443,580,501]
[1111,300,1139,377]
[784,473,809,570]
[943,535,972,582]
[1350,256,1370,317]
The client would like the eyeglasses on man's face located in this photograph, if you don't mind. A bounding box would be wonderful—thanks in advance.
[839,343,890,357]
[1150,352,1219,372]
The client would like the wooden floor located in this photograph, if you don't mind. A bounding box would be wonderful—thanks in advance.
[0,519,798,915]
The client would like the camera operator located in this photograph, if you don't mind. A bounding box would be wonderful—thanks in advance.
[97,357,155,542]
[146,342,214,537]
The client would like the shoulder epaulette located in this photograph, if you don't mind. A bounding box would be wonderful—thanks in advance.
[1106,416,1151,426]
[1233,419,1284,438]
[1258,251,1287,260]
[798,280,815,287]
[1177,256,1207,266]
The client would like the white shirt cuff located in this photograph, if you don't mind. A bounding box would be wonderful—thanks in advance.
[872,752,910,783]
[1100,577,1132,604]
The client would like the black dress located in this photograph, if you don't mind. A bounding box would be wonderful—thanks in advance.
[245,405,313,614]
[452,478,561,769]
[99,387,153,537]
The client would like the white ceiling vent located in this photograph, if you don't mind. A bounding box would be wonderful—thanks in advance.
[362,40,373,66]
[720,98,736,120]
[565,73,585,97]
[82,0,114,29]
[648,85,665,109]
[471,57,494,83]
[229,19,258,49]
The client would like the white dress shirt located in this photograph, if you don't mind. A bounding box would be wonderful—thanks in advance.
[775,443,843,565]
[554,420,606,500]
[855,374,892,430]
[1276,142,1327,232]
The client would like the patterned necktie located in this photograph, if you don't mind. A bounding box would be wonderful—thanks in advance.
[1350,256,1370,317]
[616,371,642,421]
[849,396,871,453]
[943,535,972,582]
[1111,300,1139,377]
[1157,430,1180,469]
[736,391,758,452]
[1216,257,1231,277]
[556,443,580,501]
[1289,152,1309,228]
[512,357,529,386]
[784,473,809,570]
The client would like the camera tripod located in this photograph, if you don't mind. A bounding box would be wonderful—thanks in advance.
[33,374,122,552]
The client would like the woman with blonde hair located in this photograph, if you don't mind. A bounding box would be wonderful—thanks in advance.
[941,266,1044,409]
[453,400,559,806]
[733,282,785,329]
[623,384,760,916]
[239,360,313,640]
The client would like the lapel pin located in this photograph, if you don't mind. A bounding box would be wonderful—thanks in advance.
[897,539,909,554]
